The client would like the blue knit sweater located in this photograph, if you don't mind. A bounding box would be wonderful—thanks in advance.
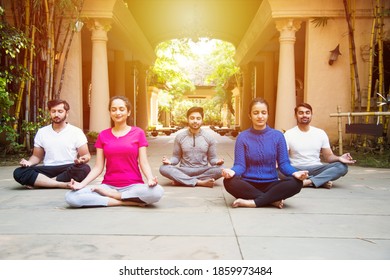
[231,126,296,183]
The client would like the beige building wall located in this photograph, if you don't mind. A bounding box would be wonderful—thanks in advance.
[305,15,387,142]
[59,0,389,144]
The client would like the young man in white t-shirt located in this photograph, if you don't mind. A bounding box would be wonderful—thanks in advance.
[284,103,355,188]
[13,99,91,189]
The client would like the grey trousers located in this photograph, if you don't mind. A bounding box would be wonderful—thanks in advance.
[159,164,223,187]
[65,183,164,207]
[293,162,348,187]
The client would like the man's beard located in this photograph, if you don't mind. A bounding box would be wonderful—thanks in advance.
[299,117,311,124]
[189,123,200,130]
[52,116,66,123]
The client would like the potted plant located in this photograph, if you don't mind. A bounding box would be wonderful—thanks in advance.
[86,131,99,154]
[147,126,158,137]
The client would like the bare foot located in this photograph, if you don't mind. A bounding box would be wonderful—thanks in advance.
[322,181,333,189]
[196,178,215,188]
[232,198,256,208]
[93,188,147,207]
[271,200,284,209]
[25,185,34,189]
[170,180,182,186]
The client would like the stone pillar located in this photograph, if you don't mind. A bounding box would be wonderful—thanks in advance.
[126,62,138,126]
[240,64,253,130]
[60,30,83,129]
[89,19,111,132]
[274,19,301,132]
[114,50,126,96]
[150,87,159,127]
[136,65,149,131]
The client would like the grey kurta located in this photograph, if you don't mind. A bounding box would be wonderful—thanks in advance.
[159,128,223,186]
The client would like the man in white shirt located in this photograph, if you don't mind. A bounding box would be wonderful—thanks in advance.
[13,99,91,189]
[284,103,355,188]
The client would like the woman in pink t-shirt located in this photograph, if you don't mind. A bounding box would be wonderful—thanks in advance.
[65,96,164,207]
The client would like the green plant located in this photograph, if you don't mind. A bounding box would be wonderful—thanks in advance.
[86,131,99,142]
[85,130,98,154]
[0,6,31,153]
[21,108,50,150]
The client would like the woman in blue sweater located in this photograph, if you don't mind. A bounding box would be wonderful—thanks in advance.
[222,98,308,208]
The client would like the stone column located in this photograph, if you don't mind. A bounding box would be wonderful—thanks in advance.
[240,64,253,131]
[150,87,159,127]
[136,64,149,131]
[114,50,126,96]
[89,19,111,132]
[274,19,301,132]
[60,29,83,129]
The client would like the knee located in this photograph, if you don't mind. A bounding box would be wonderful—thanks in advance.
[65,191,83,208]
[146,185,164,204]
[211,166,223,179]
[335,162,348,176]
[68,164,91,182]
[13,167,36,186]
[154,185,165,202]
[159,164,171,176]
[13,168,23,183]
[294,179,303,193]
[285,177,303,194]
[223,177,237,193]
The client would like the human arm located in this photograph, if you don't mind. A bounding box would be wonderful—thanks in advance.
[206,136,224,166]
[321,148,356,164]
[19,147,45,167]
[167,136,182,165]
[208,146,224,165]
[230,134,247,176]
[74,143,91,165]
[139,146,158,187]
[68,148,105,190]
[276,133,297,176]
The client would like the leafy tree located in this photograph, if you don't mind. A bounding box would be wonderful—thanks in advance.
[205,39,240,118]
[150,38,240,126]
[0,5,31,152]
[1,0,84,153]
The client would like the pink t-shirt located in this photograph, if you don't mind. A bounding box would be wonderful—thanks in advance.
[95,126,148,187]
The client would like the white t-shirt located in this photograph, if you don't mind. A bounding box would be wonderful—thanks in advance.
[284,126,330,166]
[34,123,88,166]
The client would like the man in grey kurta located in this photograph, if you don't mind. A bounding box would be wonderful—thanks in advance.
[159,107,224,187]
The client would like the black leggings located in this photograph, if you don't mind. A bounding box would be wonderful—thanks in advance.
[13,163,91,186]
[223,176,302,207]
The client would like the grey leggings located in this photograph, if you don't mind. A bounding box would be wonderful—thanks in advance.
[65,183,164,207]
[159,165,222,186]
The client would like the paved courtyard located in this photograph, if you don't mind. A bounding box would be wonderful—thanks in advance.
[0,128,389,260]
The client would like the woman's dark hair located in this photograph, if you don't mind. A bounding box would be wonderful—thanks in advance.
[109,95,133,112]
[109,96,133,125]
[47,99,70,111]
[248,97,269,113]
[186,106,204,118]
[294,103,312,115]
